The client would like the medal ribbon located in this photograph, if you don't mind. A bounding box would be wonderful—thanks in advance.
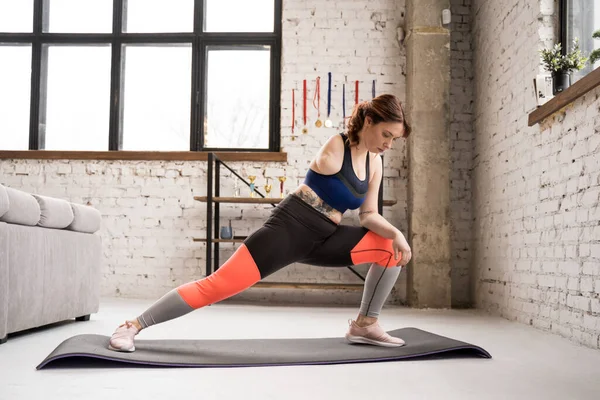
[313,76,321,119]
[327,72,332,118]
[303,79,307,127]
[342,83,346,127]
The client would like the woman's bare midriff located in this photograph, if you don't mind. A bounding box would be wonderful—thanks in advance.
[292,184,343,224]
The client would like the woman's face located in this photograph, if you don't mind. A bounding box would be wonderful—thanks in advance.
[363,118,405,154]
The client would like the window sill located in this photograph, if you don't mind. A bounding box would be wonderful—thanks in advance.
[528,66,600,126]
[0,150,287,162]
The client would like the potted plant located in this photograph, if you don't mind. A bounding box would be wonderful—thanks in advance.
[589,29,600,65]
[540,39,588,94]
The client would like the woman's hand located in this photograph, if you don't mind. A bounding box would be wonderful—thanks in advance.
[393,231,412,266]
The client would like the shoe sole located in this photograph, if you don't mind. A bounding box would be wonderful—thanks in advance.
[108,344,135,352]
[345,334,405,348]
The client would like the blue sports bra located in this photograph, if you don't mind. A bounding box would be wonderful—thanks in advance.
[303,134,370,213]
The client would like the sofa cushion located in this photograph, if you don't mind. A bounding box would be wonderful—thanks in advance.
[0,185,8,218]
[67,203,101,234]
[0,187,41,226]
[32,194,75,229]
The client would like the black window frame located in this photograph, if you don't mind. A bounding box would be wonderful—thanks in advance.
[0,0,282,152]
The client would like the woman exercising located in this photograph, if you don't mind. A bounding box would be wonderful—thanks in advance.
[109,93,412,352]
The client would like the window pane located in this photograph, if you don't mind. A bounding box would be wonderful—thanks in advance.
[566,0,600,82]
[205,47,270,149]
[204,0,274,32]
[44,0,112,33]
[44,45,111,151]
[122,45,192,151]
[0,45,31,150]
[124,0,193,33]
[0,0,33,32]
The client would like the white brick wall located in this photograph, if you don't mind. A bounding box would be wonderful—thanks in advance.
[472,0,600,349]
[2,160,209,298]
[0,0,414,303]
[0,0,479,312]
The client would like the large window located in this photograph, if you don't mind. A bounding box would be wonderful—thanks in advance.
[0,0,282,152]
[561,0,600,83]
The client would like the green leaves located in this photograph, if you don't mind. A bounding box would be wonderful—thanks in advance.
[540,39,588,73]
[590,29,600,65]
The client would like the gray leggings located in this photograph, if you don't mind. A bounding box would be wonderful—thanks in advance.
[359,263,402,317]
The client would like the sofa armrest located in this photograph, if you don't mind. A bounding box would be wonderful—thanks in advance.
[0,223,8,341]
[0,185,8,218]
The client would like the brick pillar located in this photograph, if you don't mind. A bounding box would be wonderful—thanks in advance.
[405,0,452,308]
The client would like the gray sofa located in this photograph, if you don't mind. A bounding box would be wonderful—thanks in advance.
[0,184,102,344]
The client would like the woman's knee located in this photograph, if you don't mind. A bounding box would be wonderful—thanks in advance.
[350,231,397,267]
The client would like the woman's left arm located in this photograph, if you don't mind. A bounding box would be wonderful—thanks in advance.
[358,154,412,265]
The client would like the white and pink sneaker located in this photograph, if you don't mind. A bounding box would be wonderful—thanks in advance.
[108,321,139,352]
[345,319,405,348]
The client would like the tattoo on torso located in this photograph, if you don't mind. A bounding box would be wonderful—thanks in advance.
[294,189,341,222]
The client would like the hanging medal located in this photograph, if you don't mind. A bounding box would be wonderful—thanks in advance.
[291,88,296,141]
[302,79,308,134]
[313,76,322,127]
[372,79,376,98]
[324,72,333,128]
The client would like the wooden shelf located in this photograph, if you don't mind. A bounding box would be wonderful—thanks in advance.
[0,151,287,162]
[194,196,282,204]
[528,66,600,126]
[193,238,245,243]
[194,196,397,206]
[252,282,364,291]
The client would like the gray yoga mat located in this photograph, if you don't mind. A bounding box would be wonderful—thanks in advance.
[37,327,491,369]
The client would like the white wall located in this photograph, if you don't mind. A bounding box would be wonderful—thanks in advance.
[472,0,600,349]
[0,0,416,302]
[2,0,593,348]
[0,0,478,311]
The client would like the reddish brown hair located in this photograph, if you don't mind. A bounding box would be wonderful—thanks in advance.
[346,94,411,146]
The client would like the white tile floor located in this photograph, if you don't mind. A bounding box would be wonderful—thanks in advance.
[1,297,599,400]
